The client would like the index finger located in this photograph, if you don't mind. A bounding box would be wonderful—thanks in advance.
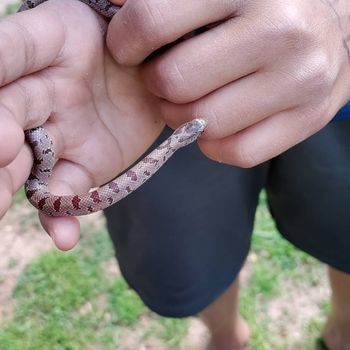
[107,0,237,65]
[0,2,65,87]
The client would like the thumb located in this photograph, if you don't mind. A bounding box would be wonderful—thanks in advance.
[38,159,94,251]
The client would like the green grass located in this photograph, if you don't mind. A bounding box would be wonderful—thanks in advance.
[0,232,111,350]
[157,318,189,348]
[239,193,326,350]
[5,2,19,15]
[13,187,26,204]
[0,192,328,349]
[15,251,105,315]
[108,277,146,326]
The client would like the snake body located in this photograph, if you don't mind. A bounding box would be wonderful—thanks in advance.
[19,0,206,217]
[25,120,206,217]
[19,0,120,18]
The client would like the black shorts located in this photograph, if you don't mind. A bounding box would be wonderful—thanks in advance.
[104,118,350,318]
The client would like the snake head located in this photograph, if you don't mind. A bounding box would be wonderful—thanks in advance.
[173,118,207,146]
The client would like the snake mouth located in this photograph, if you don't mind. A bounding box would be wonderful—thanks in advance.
[176,118,207,144]
[185,118,207,134]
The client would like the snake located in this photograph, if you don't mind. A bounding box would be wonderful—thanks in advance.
[18,0,207,217]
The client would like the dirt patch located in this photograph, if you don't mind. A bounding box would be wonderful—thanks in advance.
[267,272,330,350]
[182,318,209,350]
[0,203,53,322]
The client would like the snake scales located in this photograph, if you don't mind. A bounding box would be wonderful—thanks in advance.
[19,0,206,217]
[19,0,120,18]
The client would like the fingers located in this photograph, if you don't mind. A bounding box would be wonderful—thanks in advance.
[39,214,80,251]
[0,71,57,169]
[0,78,81,251]
[38,159,95,251]
[0,2,65,87]
[199,106,330,167]
[110,0,126,5]
[0,121,79,250]
[0,144,32,218]
[107,0,238,65]
[0,72,55,128]
[160,70,310,139]
[0,108,24,167]
[142,18,271,103]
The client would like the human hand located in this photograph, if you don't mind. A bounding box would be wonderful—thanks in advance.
[107,0,350,166]
[0,0,164,249]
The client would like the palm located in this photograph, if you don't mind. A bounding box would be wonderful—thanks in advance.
[39,0,164,189]
[0,0,164,247]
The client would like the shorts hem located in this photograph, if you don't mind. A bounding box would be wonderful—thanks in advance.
[119,258,247,318]
[139,274,238,318]
[280,231,350,275]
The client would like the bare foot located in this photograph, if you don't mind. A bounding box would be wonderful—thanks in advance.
[206,316,250,350]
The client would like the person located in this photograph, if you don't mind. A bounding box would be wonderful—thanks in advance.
[0,0,349,349]
[104,1,350,349]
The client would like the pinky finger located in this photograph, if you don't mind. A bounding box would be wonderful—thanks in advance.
[199,107,330,168]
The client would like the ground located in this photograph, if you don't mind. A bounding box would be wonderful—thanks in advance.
[0,189,330,350]
[0,2,331,349]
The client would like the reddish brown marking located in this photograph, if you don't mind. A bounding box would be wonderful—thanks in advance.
[143,157,158,164]
[38,197,47,210]
[126,186,132,193]
[90,190,102,203]
[34,158,43,165]
[44,148,54,155]
[127,170,137,181]
[26,189,37,199]
[72,196,81,210]
[157,139,171,150]
[28,174,39,181]
[53,198,61,212]
[108,182,119,193]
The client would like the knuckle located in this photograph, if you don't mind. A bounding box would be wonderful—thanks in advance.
[152,59,187,102]
[0,20,34,85]
[225,139,259,168]
[293,109,317,138]
[280,22,311,50]
[296,104,331,132]
[295,52,333,96]
[11,20,36,69]
[23,73,56,125]
[0,33,12,86]
[235,147,259,168]
[126,0,166,48]
[269,5,314,51]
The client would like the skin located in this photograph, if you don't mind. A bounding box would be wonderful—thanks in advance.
[0,0,165,250]
[107,0,350,167]
[5,3,348,251]
[7,0,348,246]
[107,1,350,349]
